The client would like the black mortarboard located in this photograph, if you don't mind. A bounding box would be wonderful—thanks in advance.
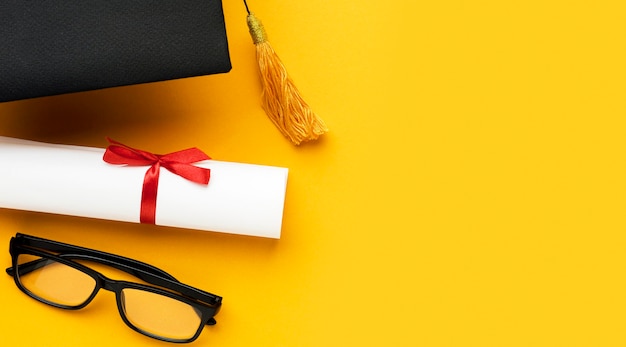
[0,1,231,102]
[0,0,326,145]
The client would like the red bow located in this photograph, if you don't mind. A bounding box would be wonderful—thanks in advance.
[103,138,211,224]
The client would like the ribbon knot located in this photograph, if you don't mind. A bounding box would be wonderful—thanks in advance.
[103,138,211,224]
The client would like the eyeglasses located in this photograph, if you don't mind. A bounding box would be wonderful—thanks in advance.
[5,233,222,343]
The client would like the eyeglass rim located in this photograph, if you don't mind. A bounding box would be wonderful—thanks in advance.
[12,249,100,309]
[6,233,222,343]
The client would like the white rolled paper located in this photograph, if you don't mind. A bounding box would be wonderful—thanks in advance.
[0,136,288,238]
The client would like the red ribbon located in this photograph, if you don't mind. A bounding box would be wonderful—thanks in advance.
[103,138,211,224]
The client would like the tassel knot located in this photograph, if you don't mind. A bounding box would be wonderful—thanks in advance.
[247,13,267,44]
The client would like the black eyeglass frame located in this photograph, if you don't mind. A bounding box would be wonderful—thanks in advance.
[6,233,222,343]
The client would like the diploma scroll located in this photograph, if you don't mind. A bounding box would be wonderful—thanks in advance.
[0,137,288,238]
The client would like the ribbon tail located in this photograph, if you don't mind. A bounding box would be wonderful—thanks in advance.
[164,161,211,185]
[140,163,160,224]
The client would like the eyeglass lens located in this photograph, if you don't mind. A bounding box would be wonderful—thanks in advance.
[16,253,204,342]
[16,254,96,307]
[121,288,203,340]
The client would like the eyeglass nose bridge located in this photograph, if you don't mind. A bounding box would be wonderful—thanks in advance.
[98,273,123,293]
[87,275,150,339]
[94,275,140,324]
[69,273,121,309]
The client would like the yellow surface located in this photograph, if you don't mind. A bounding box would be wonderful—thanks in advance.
[0,1,625,345]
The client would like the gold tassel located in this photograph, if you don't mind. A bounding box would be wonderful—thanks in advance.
[245,6,328,145]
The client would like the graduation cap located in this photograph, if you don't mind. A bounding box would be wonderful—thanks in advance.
[0,0,326,145]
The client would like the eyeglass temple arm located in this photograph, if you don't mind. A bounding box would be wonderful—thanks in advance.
[5,252,176,281]
[8,234,178,281]
[6,258,42,277]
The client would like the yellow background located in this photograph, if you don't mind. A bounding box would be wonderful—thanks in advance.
[0,0,625,346]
